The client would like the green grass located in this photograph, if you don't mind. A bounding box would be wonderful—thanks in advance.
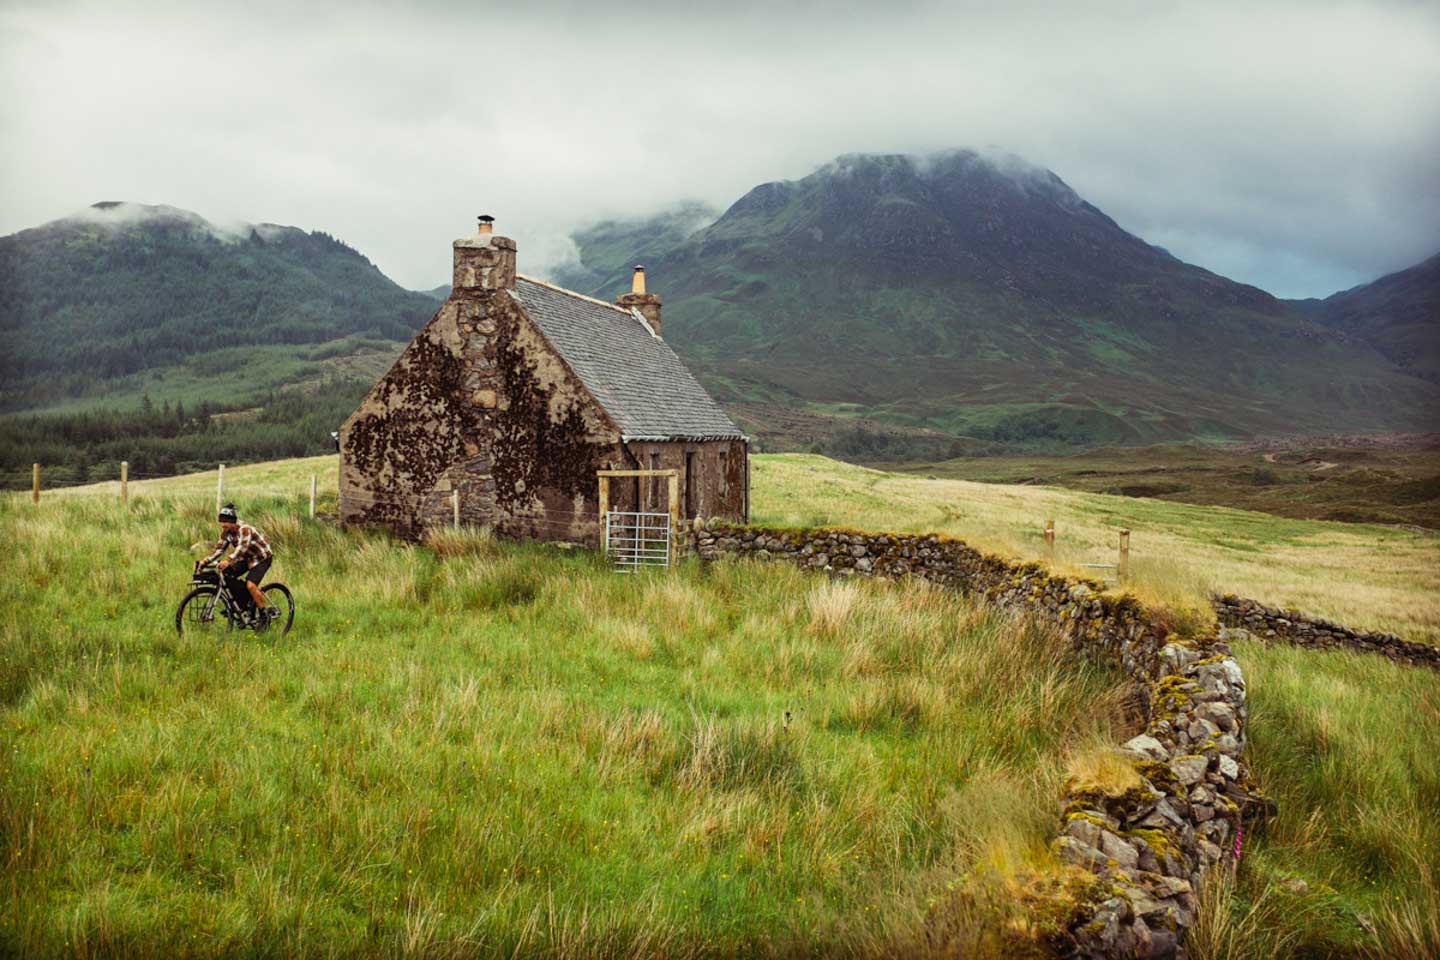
[749,454,1440,645]
[0,491,1125,957]
[1193,640,1440,959]
[11,453,1440,957]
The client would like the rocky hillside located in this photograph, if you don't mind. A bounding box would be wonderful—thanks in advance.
[1289,252,1440,383]
[0,202,435,411]
[562,151,1438,449]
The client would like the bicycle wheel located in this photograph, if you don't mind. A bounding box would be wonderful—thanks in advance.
[175,586,232,636]
[260,583,295,636]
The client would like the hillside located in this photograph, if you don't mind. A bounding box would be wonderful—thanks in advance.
[1288,251,1440,383]
[550,200,718,292]
[562,151,1439,451]
[4,170,1435,474]
[0,202,433,411]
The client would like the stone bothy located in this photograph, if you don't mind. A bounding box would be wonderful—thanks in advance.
[340,217,749,541]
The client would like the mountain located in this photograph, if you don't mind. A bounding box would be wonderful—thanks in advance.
[559,151,1438,449]
[551,201,718,292]
[1288,253,1439,383]
[0,202,435,411]
[5,167,1435,466]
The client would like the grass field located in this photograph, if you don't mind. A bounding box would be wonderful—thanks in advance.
[1210,640,1440,958]
[1,490,1127,957]
[8,454,1439,956]
[46,452,1440,644]
[883,438,1440,529]
[752,455,1440,645]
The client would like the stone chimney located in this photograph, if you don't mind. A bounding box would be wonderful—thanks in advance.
[453,214,516,293]
[616,264,662,337]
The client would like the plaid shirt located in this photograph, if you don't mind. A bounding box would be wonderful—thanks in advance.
[202,522,273,566]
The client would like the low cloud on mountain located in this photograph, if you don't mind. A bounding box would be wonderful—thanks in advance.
[1,0,1436,297]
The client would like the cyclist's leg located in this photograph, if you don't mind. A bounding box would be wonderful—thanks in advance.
[244,557,272,608]
[223,562,251,608]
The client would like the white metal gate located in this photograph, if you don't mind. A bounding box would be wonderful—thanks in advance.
[605,510,671,571]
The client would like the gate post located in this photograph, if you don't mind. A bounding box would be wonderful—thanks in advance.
[668,473,680,561]
[598,475,610,554]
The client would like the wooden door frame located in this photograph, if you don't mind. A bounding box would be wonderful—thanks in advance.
[597,469,680,555]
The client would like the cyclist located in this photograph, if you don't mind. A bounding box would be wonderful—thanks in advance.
[197,503,277,625]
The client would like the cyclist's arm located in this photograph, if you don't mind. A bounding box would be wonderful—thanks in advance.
[199,537,227,567]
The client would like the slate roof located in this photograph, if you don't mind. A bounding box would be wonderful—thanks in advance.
[509,276,745,441]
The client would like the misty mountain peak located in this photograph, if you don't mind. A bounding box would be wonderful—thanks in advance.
[72,200,215,233]
[793,148,1083,209]
[700,147,1129,275]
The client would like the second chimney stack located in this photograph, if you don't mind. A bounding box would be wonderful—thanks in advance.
[617,264,662,337]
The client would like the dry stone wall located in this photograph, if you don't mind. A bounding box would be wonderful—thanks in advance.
[1213,594,1440,670]
[685,520,1270,959]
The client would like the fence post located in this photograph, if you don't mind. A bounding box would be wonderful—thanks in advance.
[1043,519,1055,561]
[1119,528,1131,581]
[121,461,129,508]
[452,489,460,529]
[32,464,39,504]
[216,464,225,514]
[309,475,317,519]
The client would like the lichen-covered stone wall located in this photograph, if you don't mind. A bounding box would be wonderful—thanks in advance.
[684,520,1270,959]
[340,287,628,542]
[1214,594,1440,670]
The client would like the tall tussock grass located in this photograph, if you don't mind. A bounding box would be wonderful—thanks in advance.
[1184,869,1307,960]
[0,492,1129,956]
[1229,639,1440,957]
[672,711,807,794]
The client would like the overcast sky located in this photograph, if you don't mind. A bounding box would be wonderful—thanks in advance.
[2,0,1437,298]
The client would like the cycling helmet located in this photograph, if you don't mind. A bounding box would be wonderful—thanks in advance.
[218,503,238,523]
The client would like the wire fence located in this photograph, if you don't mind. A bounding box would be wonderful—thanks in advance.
[13,460,615,542]
[14,465,1137,579]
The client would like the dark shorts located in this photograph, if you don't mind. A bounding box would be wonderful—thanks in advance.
[226,556,272,587]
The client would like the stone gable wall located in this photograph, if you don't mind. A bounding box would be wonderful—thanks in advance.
[340,289,628,542]
[684,519,1269,959]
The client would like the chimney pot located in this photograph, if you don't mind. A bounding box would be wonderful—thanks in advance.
[616,266,662,337]
[478,215,495,236]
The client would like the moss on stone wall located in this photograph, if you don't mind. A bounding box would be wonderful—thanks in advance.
[684,518,1270,959]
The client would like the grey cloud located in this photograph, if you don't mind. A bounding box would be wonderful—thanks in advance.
[1,0,1436,297]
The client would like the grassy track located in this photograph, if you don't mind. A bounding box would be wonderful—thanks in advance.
[1,492,1124,957]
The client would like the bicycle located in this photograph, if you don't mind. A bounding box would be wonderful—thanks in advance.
[175,561,295,636]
